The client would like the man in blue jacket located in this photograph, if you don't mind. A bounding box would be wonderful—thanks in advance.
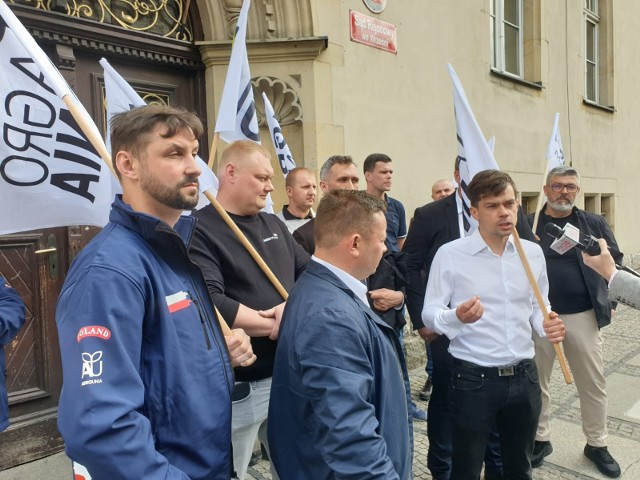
[0,279,26,432]
[56,105,255,480]
[269,189,412,479]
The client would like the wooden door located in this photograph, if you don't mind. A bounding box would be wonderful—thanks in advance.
[1,3,206,468]
[0,228,68,469]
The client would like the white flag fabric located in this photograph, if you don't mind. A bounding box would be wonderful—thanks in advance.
[0,1,113,234]
[100,58,218,210]
[262,92,296,177]
[214,0,260,144]
[545,112,565,171]
[448,64,499,234]
[487,136,496,154]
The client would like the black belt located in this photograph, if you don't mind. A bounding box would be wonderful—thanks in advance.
[452,358,533,378]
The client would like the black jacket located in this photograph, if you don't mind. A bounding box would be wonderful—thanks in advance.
[292,217,315,254]
[367,251,408,330]
[529,205,623,329]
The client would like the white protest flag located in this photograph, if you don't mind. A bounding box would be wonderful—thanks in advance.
[447,64,499,234]
[0,1,113,234]
[545,112,565,171]
[452,136,495,189]
[100,58,218,210]
[487,136,496,154]
[261,92,296,177]
[530,112,566,233]
[214,0,260,144]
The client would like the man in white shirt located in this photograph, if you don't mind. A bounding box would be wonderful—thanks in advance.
[422,170,565,479]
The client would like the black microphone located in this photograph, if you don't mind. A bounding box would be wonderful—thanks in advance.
[543,223,602,256]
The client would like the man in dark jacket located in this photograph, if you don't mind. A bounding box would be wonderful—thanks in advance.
[269,189,412,479]
[529,166,622,478]
[56,105,254,480]
[0,279,26,432]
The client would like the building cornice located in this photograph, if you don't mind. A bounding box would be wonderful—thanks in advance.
[198,36,328,66]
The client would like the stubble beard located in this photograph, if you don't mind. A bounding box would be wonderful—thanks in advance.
[144,175,200,211]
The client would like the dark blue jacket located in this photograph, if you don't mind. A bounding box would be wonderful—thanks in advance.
[268,261,412,479]
[56,196,234,480]
[0,279,26,432]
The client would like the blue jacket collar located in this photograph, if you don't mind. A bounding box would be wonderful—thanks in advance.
[305,261,395,332]
[109,195,196,248]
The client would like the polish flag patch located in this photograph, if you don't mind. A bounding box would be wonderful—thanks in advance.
[166,291,191,313]
[73,461,92,480]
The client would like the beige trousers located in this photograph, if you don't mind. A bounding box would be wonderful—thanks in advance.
[533,309,608,447]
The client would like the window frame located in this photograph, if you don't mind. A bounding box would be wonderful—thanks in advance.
[584,0,600,103]
[491,0,524,79]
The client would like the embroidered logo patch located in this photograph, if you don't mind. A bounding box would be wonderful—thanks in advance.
[77,326,111,343]
[166,291,191,313]
[81,351,103,386]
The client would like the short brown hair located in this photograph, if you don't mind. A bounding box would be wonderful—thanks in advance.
[363,153,391,173]
[285,167,314,188]
[218,140,272,176]
[315,190,386,249]
[467,170,517,207]
[110,105,203,178]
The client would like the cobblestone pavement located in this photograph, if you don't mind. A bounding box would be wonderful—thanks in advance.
[3,307,640,479]
[246,304,640,479]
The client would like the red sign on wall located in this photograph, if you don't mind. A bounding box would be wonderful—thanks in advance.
[350,10,397,54]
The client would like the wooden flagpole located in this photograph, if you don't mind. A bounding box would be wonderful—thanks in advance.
[208,132,220,170]
[62,96,115,177]
[62,96,239,335]
[512,227,572,384]
[202,190,289,301]
[181,0,191,24]
[531,160,550,235]
[214,306,232,336]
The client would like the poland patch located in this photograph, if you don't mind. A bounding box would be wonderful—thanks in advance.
[77,326,111,343]
[166,291,191,313]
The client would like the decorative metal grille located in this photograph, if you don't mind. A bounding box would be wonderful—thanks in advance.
[11,0,194,41]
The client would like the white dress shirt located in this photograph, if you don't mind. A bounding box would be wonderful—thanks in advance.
[311,256,369,306]
[422,229,549,367]
[455,191,465,238]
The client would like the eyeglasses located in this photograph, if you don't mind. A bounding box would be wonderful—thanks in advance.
[550,183,579,193]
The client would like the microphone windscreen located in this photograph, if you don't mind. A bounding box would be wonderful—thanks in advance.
[543,222,564,239]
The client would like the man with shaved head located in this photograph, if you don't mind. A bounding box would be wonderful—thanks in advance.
[431,179,455,201]
[190,140,310,479]
[276,167,317,233]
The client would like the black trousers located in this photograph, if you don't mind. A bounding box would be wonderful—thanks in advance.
[427,337,502,479]
[449,358,542,480]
